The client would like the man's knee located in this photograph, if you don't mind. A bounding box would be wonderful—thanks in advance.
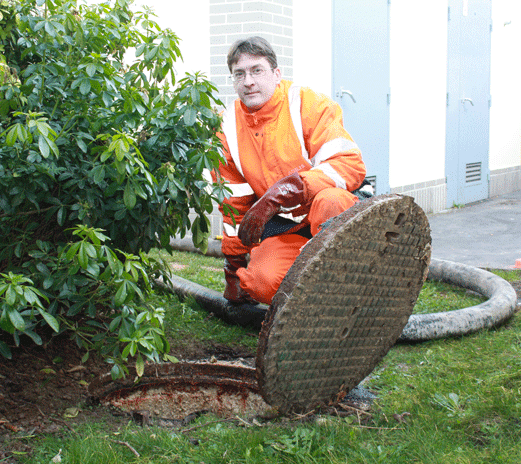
[236,235,308,304]
[309,188,358,235]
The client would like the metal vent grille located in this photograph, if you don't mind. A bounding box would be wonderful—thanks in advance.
[365,175,377,191]
[465,162,482,183]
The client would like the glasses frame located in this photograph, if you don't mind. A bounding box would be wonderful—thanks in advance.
[230,66,274,83]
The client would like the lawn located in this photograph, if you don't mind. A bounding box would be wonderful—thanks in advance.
[10,251,521,463]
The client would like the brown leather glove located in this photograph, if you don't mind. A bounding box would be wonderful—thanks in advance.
[238,172,307,247]
[223,254,251,303]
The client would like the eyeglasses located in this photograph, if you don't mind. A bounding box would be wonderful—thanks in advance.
[231,67,272,83]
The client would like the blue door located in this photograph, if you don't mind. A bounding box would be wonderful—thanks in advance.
[332,0,390,194]
[445,0,491,207]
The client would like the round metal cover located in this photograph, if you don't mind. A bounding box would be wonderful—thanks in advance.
[256,194,432,413]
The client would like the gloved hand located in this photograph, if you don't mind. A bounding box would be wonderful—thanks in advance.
[223,254,251,303]
[238,172,307,246]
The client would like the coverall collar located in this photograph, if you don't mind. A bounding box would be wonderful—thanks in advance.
[239,81,289,127]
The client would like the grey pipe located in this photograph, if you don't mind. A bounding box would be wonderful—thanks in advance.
[399,258,518,342]
[155,274,268,328]
[156,257,518,341]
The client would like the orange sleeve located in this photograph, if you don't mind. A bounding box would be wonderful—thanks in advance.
[298,88,366,199]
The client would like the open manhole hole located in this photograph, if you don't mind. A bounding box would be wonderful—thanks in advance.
[89,194,432,419]
[89,361,273,420]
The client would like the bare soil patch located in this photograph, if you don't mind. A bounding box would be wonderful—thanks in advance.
[0,331,253,461]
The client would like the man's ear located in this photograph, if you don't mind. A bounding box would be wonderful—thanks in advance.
[273,67,282,84]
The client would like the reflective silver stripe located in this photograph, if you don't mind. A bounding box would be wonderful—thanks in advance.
[288,84,309,161]
[312,162,347,190]
[227,182,254,197]
[311,138,360,167]
[278,212,306,223]
[221,104,244,176]
[223,222,240,237]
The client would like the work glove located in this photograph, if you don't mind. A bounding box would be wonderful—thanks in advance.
[223,254,252,303]
[238,172,308,247]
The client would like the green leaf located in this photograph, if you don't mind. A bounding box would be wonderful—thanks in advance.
[7,307,25,331]
[37,308,60,332]
[135,354,144,377]
[100,148,112,162]
[83,242,97,258]
[38,135,50,158]
[110,364,122,380]
[124,182,137,209]
[183,106,197,126]
[65,242,81,262]
[0,341,12,359]
[0,100,10,117]
[5,286,17,306]
[44,20,56,36]
[144,45,158,61]
[23,329,43,346]
[190,86,200,104]
[80,79,91,95]
[93,165,105,184]
[43,276,54,289]
[114,281,127,306]
[57,206,65,226]
[109,316,121,332]
[135,43,146,57]
[78,242,89,269]
[67,302,84,317]
[86,63,97,77]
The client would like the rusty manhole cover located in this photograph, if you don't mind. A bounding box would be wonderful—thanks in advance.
[89,194,431,418]
[257,194,431,412]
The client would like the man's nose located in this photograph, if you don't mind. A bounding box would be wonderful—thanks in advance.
[243,72,255,85]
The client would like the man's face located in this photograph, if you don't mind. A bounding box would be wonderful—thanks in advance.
[231,54,281,112]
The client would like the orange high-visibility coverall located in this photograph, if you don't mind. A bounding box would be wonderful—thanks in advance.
[216,80,366,304]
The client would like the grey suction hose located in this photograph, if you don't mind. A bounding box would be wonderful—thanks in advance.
[399,258,518,341]
[155,273,268,328]
[155,258,518,342]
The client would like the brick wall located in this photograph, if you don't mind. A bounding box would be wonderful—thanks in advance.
[209,0,294,108]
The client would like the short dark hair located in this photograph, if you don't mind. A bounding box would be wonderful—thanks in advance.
[227,36,278,73]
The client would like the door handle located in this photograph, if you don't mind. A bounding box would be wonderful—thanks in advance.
[461,98,474,106]
[337,87,356,103]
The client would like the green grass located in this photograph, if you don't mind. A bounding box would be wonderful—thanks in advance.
[414,280,486,314]
[14,252,521,464]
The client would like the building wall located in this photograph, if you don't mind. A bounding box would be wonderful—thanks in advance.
[293,1,331,96]
[388,1,448,191]
[489,1,521,196]
[120,0,519,221]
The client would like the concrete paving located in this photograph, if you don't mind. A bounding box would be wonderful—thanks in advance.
[428,190,521,270]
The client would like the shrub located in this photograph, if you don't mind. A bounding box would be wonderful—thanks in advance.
[0,0,228,376]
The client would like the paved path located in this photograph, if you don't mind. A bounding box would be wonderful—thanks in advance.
[428,190,521,270]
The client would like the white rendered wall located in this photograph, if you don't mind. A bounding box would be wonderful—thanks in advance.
[490,1,521,170]
[293,0,332,96]
[388,0,448,189]
[134,0,211,79]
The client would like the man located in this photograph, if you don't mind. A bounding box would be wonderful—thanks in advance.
[215,36,366,305]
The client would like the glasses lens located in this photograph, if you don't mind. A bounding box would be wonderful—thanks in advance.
[231,67,270,83]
